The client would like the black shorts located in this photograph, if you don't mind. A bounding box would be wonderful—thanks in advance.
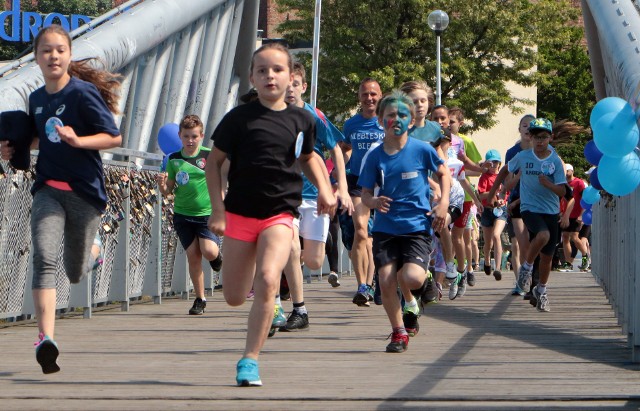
[346,174,362,197]
[521,211,559,256]
[579,224,591,240]
[506,216,515,239]
[173,213,221,250]
[508,201,522,219]
[563,218,581,233]
[372,231,432,271]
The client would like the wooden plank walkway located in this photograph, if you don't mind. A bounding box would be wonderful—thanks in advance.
[1,270,639,410]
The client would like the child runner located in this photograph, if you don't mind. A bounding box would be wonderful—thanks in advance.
[277,61,353,332]
[509,118,567,312]
[358,90,451,353]
[0,25,122,374]
[205,43,336,386]
[477,149,508,282]
[156,114,222,315]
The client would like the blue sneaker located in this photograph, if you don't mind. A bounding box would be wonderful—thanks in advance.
[35,333,60,374]
[272,305,286,328]
[352,284,370,306]
[236,358,262,386]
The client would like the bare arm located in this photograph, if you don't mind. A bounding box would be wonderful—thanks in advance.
[56,126,122,151]
[299,152,337,217]
[329,145,354,215]
[428,163,451,233]
[362,187,392,213]
[460,178,484,212]
[205,148,228,236]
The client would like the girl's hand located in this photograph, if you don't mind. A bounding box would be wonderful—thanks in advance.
[559,214,570,229]
[474,200,484,213]
[0,141,14,160]
[337,189,355,215]
[317,189,337,217]
[428,203,448,232]
[374,196,392,214]
[56,125,82,148]
[208,213,226,237]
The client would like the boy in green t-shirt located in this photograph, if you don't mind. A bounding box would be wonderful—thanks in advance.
[156,115,222,315]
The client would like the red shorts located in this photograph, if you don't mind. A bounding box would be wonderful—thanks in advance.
[453,201,473,228]
[224,211,293,242]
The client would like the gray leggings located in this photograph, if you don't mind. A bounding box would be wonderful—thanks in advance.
[31,186,102,289]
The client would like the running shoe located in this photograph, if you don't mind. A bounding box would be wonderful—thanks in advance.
[579,256,590,271]
[352,284,370,306]
[532,286,550,312]
[558,261,573,272]
[493,270,502,281]
[402,310,420,337]
[385,331,409,353]
[272,305,287,328]
[280,310,309,331]
[484,261,492,276]
[448,272,461,300]
[327,272,340,287]
[188,297,206,315]
[445,261,457,282]
[511,284,525,296]
[366,284,375,302]
[236,358,262,386]
[421,276,439,305]
[35,333,60,374]
[517,265,533,292]
[467,271,476,286]
[456,272,467,298]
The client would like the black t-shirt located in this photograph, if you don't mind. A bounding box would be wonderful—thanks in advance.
[212,101,316,219]
[29,77,121,212]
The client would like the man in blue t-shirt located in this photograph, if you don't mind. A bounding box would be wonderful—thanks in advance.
[507,118,566,313]
[339,78,385,306]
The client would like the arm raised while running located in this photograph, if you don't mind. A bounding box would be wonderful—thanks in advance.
[428,163,451,233]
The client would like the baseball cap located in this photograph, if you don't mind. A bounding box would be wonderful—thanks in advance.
[529,117,553,133]
[485,149,501,162]
[565,164,573,172]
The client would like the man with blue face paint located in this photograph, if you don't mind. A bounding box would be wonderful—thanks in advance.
[358,90,451,353]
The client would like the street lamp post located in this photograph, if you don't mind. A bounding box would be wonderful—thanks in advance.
[428,10,449,106]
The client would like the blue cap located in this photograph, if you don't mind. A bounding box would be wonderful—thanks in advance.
[485,149,501,162]
[529,118,553,133]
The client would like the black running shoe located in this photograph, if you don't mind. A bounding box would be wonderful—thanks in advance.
[421,277,438,304]
[402,311,420,337]
[210,252,223,272]
[188,297,206,315]
[484,262,492,276]
[385,331,409,353]
[35,335,60,374]
[467,271,476,286]
[280,311,309,331]
[493,270,502,281]
[353,284,370,306]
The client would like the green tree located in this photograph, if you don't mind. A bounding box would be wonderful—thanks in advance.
[1,0,114,60]
[276,0,588,131]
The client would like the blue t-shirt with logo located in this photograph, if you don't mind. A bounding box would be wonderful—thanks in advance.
[508,149,566,214]
[29,77,121,212]
[301,103,342,199]
[358,138,444,235]
[343,113,384,177]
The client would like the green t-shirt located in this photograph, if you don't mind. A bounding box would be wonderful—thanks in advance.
[166,146,212,216]
[459,133,482,201]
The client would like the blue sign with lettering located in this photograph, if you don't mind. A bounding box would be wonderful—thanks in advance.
[0,0,92,43]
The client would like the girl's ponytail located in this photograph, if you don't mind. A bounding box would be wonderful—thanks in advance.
[68,59,122,114]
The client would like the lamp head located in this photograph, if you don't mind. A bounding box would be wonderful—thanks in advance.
[428,10,449,35]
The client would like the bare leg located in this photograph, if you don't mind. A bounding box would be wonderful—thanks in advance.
[34,288,57,338]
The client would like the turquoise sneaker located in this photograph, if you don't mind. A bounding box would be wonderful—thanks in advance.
[272,305,286,328]
[35,333,60,374]
[236,358,262,386]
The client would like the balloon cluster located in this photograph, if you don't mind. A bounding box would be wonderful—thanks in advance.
[585,97,640,197]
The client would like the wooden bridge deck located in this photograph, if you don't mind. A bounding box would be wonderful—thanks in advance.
[1,270,639,410]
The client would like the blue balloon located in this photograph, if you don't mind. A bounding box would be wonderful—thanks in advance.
[589,167,603,190]
[599,152,640,196]
[158,123,181,155]
[579,199,592,210]
[161,155,169,172]
[582,209,593,225]
[582,185,601,205]
[593,113,639,158]
[590,97,633,129]
[584,140,603,166]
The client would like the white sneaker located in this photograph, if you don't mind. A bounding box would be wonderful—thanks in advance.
[456,272,467,298]
[445,261,457,281]
[448,273,461,300]
[517,265,533,292]
[327,272,340,287]
[532,286,550,312]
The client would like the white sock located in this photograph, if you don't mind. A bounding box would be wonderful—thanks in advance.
[522,261,533,272]
[404,298,419,314]
[537,284,547,294]
[275,295,281,306]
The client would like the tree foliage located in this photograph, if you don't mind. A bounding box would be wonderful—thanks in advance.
[0,0,114,60]
[276,0,594,135]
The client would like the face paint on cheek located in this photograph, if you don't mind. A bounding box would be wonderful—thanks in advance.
[385,118,395,130]
[394,104,412,135]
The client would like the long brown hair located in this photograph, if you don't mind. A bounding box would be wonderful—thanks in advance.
[33,25,122,114]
